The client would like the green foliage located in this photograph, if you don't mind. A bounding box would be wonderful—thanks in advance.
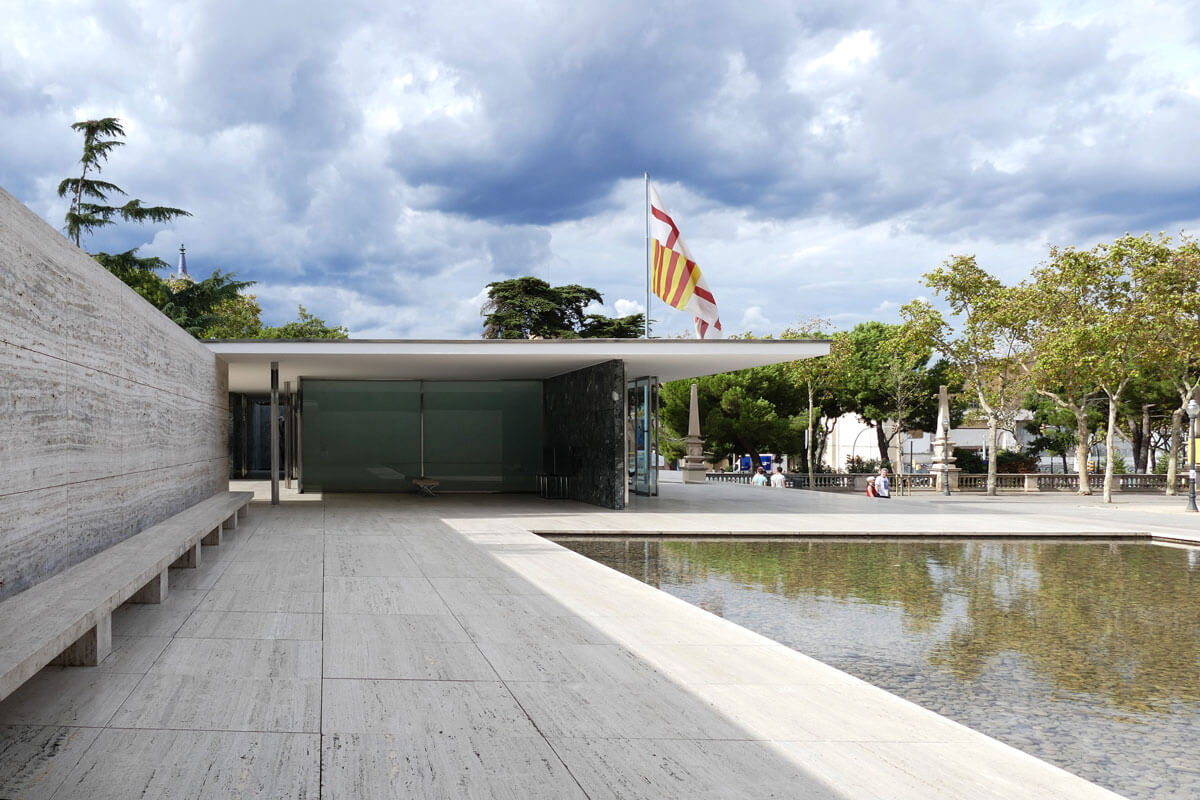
[579,313,645,338]
[660,361,805,472]
[995,449,1039,474]
[781,320,848,480]
[161,272,253,337]
[953,448,986,474]
[257,305,349,339]
[838,322,954,462]
[93,249,249,336]
[91,249,171,307]
[199,293,264,339]
[844,455,883,473]
[480,277,640,339]
[59,117,190,247]
[92,251,348,340]
[901,255,1031,492]
[1154,453,1178,474]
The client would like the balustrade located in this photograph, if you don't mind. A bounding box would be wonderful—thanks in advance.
[704,471,1189,494]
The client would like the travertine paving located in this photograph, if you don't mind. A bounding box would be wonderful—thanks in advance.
[4,483,1187,798]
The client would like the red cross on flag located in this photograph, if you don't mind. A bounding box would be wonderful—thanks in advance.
[648,181,723,339]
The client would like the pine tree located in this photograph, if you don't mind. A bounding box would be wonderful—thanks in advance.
[57,117,190,247]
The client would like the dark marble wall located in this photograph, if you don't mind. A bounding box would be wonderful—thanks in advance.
[543,359,626,509]
[0,186,228,600]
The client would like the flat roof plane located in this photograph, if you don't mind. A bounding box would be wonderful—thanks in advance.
[207,338,831,394]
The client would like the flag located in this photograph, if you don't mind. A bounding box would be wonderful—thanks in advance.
[648,181,723,338]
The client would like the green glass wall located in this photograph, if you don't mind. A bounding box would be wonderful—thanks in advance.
[423,381,542,491]
[301,380,420,491]
[301,379,542,493]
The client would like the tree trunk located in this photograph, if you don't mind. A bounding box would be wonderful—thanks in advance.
[1128,416,1145,474]
[876,423,889,465]
[1103,396,1119,503]
[1074,406,1092,495]
[986,418,999,496]
[1167,408,1182,495]
[1141,405,1152,474]
[806,384,815,488]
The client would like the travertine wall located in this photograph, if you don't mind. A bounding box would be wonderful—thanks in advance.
[543,359,626,509]
[0,186,228,601]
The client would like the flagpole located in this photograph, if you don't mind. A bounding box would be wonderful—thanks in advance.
[644,172,651,339]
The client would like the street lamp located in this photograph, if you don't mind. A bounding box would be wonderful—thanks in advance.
[942,418,951,497]
[1187,398,1199,513]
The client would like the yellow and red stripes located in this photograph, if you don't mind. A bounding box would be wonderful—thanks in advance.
[652,239,701,309]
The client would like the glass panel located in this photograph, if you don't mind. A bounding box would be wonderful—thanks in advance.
[422,381,542,491]
[300,379,421,492]
[648,378,659,496]
[626,383,638,495]
[627,377,660,497]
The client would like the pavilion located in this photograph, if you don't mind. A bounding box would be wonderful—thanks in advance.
[209,337,829,509]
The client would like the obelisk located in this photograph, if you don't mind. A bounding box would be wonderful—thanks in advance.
[682,382,709,484]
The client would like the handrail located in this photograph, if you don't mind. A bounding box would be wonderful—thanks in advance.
[704,472,1191,493]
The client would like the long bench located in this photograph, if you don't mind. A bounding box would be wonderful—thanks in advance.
[0,490,253,703]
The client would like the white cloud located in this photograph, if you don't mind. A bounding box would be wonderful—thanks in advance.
[738,306,772,335]
[796,30,880,81]
[613,298,643,316]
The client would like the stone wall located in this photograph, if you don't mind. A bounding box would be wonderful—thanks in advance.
[543,359,625,509]
[0,186,228,601]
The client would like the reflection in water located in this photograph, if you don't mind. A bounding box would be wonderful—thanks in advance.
[557,538,1200,800]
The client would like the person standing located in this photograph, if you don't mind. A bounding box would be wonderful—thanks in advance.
[770,467,786,488]
[752,466,768,486]
[876,468,891,499]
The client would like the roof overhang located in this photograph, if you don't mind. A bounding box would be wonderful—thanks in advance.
[207,338,831,394]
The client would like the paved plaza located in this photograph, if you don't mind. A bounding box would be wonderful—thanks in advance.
[3,482,1195,798]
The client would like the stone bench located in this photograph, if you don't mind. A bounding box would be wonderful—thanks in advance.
[0,490,253,703]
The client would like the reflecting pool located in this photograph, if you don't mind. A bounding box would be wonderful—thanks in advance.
[554,538,1200,800]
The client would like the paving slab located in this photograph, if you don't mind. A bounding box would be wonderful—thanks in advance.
[549,736,844,800]
[321,679,536,738]
[91,635,171,675]
[54,729,319,799]
[108,674,320,732]
[196,588,323,614]
[150,638,322,679]
[175,610,323,640]
[0,725,102,800]
[324,634,498,681]
[322,732,587,800]
[0,669,142,727]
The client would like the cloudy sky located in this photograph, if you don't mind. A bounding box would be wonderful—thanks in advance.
[3,0,1199,338]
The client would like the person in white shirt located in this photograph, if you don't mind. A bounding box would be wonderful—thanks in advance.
[876,468,891,499]
[770,467,786,488]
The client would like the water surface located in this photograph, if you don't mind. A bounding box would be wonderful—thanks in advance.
[554,538,1200,800]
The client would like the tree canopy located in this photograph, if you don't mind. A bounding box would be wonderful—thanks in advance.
[58,117,190,247]
[660,361,805,473]
[900,255,1030,493]
[481,277,643,338]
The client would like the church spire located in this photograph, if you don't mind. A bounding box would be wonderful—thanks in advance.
[177,244,189,279]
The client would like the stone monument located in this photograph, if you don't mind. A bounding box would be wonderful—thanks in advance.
[681,382,709,484]
[931,384,960,491]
